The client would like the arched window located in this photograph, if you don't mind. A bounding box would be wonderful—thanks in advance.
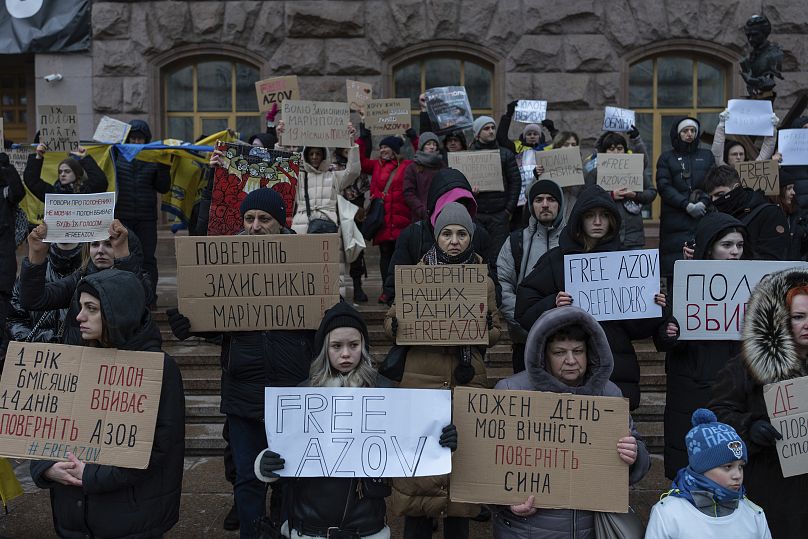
[163,58,261,142]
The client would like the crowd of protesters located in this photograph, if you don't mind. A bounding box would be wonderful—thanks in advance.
[2,85,808,538]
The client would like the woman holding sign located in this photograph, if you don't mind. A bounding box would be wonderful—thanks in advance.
[29,269,184,539]
[710,267,808,538]
[23,144,108,201]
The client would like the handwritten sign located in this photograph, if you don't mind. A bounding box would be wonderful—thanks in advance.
[779,129,808,166]
[451,387,630,511]
[564,249,661,321]
[672,260,808,340]
[535,147,585,187]
[0,342,164,469]
[423,86,473,134]
[735,159,780,195]
[447,150,503,192]
[43,192,116,243]
[514,100,547,124]
[394,264,488,345]
[38,105,79,153]
[603,107,636,133]
[596,153,644,192]
[92,116,131,144]
[175,234,340,331]
[517,150,536,206]
[255,76,300,112]
[764,375,808,477]
[346,80,372,114]
[281,100,352,148]
[365,98,411,134]
[726,99,774,137]
[7,148,28,177]
[265,387,451,478]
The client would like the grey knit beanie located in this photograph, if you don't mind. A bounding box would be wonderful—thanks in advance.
[473,116,496,139]
[433,202,475,240]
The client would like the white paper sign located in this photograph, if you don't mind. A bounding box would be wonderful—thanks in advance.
[93,116,131,144]
[602,107,635,132]
[43,192,116,243]
[779,129,808,166]
[564,249,661,321]
[264,387,452,478]
[517,150,536,206]
[725,99,774,137]
[672,260,808,340]
[764,375,808,478]
[514,100,547,124]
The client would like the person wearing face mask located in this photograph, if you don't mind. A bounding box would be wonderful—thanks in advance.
[710,268,808,538]
[771,168,808,260]
[711,109,779,167]
[23,144,108,202]
[704,165,788,260]
[656,212,751,479]
[402,132,446,221]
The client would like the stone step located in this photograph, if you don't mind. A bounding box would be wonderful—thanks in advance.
[185,423,226,455]
[185,395,224,423]
[633,392,665,422]
[636,421,664,452]
[182,368,224,394]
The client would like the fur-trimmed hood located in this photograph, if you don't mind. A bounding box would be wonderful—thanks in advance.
[742,267,808,385]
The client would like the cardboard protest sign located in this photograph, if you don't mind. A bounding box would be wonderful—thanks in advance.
[38,105,79,153]
[564,249,661,321]
[265,387,451,478]
[447,150,503,192]
[596,153,644,192]
[423,86,473,134]
[92,116,131,144]
[346,80,372,114]
[602,106,635,132]
[7,148,28,177]
[394,264,488,345]
[364,98,411,134]
[779,129,808,166]
[514,100,547,124]
[43,192,115,243]
[535,147,585,187]
[207,141,299,236]
[672,260,808,340]
[451,387,630,511]
[255,75,300,112]
[0,341,163,469]
[175,234,341,331]
[725,99,774,137]
[734,159,780,195]
[281,100,352,148]
[764,375,808,478]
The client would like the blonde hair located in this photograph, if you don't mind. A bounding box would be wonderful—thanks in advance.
[308,331,378,388]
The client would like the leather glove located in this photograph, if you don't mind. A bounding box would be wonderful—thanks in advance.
[391,317,398,338]
[260,450,285,478]
[439,424,458,451]
[486,311,493,330]
[541,119,556,135]
[166,308,192,341]
[748,420,782,447]
[506,100,518,116]
[405,128,417,140]
[686,202,707,218]
[628,125,640,139]
[718,108,729,124]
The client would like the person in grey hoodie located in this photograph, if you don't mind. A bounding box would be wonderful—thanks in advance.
[493,306,650,538]
[497,179,565,373]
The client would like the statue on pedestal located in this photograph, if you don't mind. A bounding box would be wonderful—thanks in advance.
[740,14,783,98]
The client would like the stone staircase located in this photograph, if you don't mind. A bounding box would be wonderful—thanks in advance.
[154,226,667,456]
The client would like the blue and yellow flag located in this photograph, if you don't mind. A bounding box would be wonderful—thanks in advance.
[0,458,23,510]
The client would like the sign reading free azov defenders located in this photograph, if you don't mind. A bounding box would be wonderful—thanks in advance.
[176,234,341,331]
[394,264,488,345]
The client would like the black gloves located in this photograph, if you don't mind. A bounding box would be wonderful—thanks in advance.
[506,100,518,116]
[260,450,285,478]
[541,119,556,134]
[166,308,192,341]
[486,312,493,330]
[405,128,417,140]
[390,317,398,338]
[439,424,458,451]
[628,125,640,139]
[358,123,372,140]
[748,420,782,447]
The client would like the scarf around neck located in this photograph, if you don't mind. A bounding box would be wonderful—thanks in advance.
[414,150,444,168]
[669,466,744,510]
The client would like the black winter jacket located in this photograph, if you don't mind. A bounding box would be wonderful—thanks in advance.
[30,270,184,539]
[113,120,171,221]
[0,154,25,294]
[711,187,789,260]
[468,139,521,215]
[515,185,665,410]
[23,153,109,202]
[656,118,715,275]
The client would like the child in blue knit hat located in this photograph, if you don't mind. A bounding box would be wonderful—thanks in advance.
[645,408,771,538]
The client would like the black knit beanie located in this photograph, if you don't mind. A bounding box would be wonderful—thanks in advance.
[239,187,286,225]
[314,301,370,353]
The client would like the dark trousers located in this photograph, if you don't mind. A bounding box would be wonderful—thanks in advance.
[228,415,269,539]
[403,516,469,539]
[476,210,510,257]
[222,419,236,485]
[378,240,396,288]
[121,218,158,301]
[511,343,526,374]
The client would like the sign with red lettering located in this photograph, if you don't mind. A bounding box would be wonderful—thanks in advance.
[394,264,488,345]
[764,375,808,477]
[364,98,411,134]
[0,342,163,469]
[672,260,808,340]
[255,76,300,113]
[43,192,116,243]
[450,387,630,511]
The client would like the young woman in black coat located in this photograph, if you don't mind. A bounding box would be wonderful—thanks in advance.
[23,144,108,201]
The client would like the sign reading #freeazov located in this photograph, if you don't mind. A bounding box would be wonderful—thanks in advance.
[264,387,452,478]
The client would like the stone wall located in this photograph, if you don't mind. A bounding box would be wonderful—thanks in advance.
[89,0,808,142]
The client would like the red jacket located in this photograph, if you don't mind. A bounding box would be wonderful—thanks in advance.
[359,137,413,244]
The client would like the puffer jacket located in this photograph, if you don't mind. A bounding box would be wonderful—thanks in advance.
[711,186,789,260]
[710,267,808,539]
[515,185,667,410]
[114,120,171,221]
[383,253,502,518]
[358,136,413,244]
[291,145,359,233]
[0,154,25,294]
[23,152,109,202]
[656,117,715,276]
[30,270,184,539]
[493,307,650,538]
[468,139,521,215]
